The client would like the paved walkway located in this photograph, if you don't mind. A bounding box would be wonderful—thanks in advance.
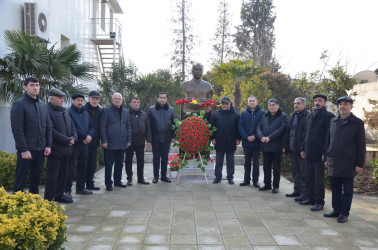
[60,164,378,250]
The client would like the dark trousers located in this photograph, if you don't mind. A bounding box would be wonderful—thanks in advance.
[262,152,281,188]
[86,145,98,187]
[104,149,125,187]
[44,157,69,201]
[125,144,145,181]
[152,142,170,179]
[14,150,45,194]
[243,147,260,183]
[331,176,354,217]
[215,150,235,180]
[65,143,88,192]
[290,152,307,195]
[306,160,325,205]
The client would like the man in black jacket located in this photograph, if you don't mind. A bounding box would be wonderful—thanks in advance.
[323,96,365,223]
[284,97,309,201]
[257,99,288,193]
[125,97,152,186]
[100,93,132,191]
[210,97,241,184]
[45,89,77,203]
[300,94,335,211]
[148,92,176,184]
[11,76,52,194]
[65,93,94,197]
[84,90,102,191]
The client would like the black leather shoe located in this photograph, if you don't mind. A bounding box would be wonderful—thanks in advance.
[310,203,324,211]
[114,182,127,188]
[127,180,133,186]
[285,191,300,197]
[152,178,158,184]
[76,189,93,195]
[138,179,150,185]
[239,181,250,186]
[106,186,113,191]
[64,192,72,199]
[272,188,279,194]
[161,178,172,183]
[299,199,314,205]
[337,214,348,223]
[228,179,234,185]
[258,185,272,191]
[55,195,73,203]
[87,185,100,191]
[294,195,307,202]
[323,210,340,217]
[252,182,260,188]
[213,179,221,184]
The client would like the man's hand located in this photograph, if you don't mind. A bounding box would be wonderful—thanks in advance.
[212,139,216,145]
[261,137,269,143]
[236,140,240,145]
[247,136,255,142]
[300,151,305,160]
[321,155,325,162]
[324,161,327,167]
[265,137,270,143]
[21,151,32,160]
[146,142,151,147]
[44,147,51,156]
[171,139,176,143]
[282,148,285,154]
[126,143,131,148]
[355,166,363,173]
[102,143,108,149]
[85,135,92,144]
[68,137,75,146]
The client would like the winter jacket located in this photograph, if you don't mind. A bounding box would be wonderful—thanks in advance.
[68,104,94,144]
[147,103,175,143]
[129,108,152,146]
[10,92,52,152]
[99,105,132,150]
[84,102,102,148]
[325,113,366,177]
[48,102,78,158]
[284,109,309,154]
[210,106,241,153]
[301,107,335,161]
[256,109,288,153]
[238,105,265,149]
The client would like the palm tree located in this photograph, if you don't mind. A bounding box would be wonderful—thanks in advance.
[0,30,96,102]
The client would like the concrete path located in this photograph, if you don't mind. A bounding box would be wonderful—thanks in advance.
[61,164,378,249]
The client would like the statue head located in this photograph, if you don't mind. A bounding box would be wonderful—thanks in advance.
[192,63,204,80]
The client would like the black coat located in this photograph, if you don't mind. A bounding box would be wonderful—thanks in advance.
[48,102,78,158]
[84,102,102,148]
[210,106,241,153]
[238,105,265,149]
[256,109,288,153]
[129,108,152,146]
[147,103,175,143]
[325,113,366,177]
[284,109,309,154]
[68,104,94,143]
[301,107,335,161]
[100,105,132,150]
[10,92,52,152]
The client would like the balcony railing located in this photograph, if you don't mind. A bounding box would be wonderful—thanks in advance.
[90,18,122,45]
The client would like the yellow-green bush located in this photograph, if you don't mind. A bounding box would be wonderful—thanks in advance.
[0,151,17,189]
[0,187,67,249]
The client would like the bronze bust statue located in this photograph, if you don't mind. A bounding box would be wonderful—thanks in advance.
[181,63,213,101]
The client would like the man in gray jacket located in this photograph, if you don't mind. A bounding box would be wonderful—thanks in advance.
[10,76,52,194]
[100,93,132,191]
[125,97,152,186]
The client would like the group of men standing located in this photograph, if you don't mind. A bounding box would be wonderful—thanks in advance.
[10,77,176,204]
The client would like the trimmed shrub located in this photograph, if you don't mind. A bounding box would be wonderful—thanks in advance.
[0,151,17,190]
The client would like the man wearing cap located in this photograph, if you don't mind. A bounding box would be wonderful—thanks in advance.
[300,94,334,211]
[256,98,288,193]
[10,76,52,194]
[100,93,132,191]
[45,89,77,203]
[125,97,152,186]
[65,93,94,197]
[84,90,102,191]
[323,96,365,223]
[210,96,241,184]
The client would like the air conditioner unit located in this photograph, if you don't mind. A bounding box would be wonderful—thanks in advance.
[24,2,50,41]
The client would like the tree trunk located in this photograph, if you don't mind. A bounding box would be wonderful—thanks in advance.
[233,80,241,114]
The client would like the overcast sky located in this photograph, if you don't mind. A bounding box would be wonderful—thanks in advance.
[119,0,378,78]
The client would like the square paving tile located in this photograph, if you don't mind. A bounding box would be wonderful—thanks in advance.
[170,234,197,244]
[144,234,170,244]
